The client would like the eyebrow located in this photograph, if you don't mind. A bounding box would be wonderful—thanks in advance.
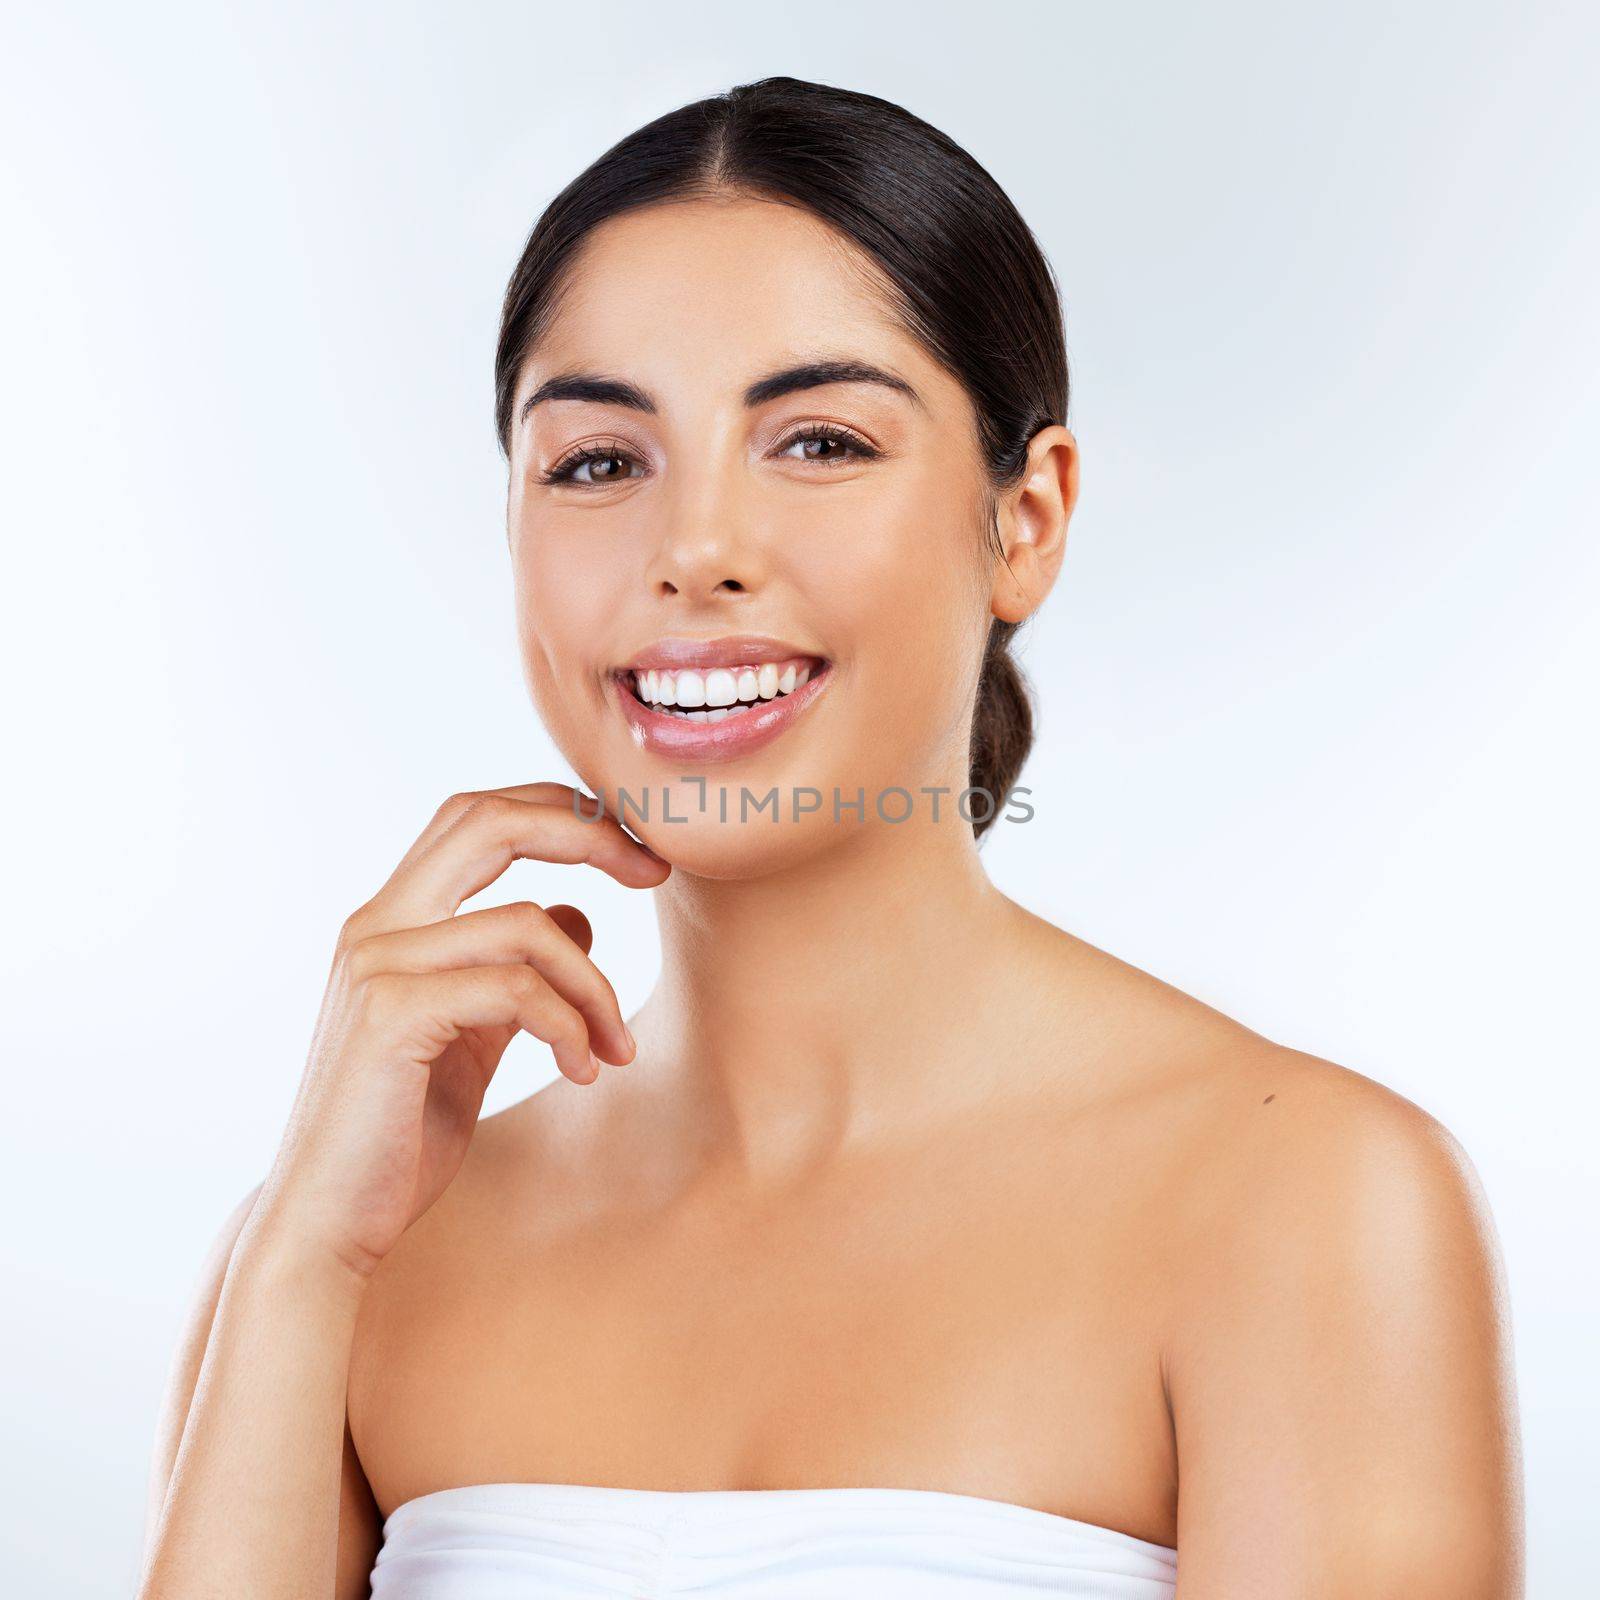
[517,357,924,425]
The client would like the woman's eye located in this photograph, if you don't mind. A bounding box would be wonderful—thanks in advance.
[540,446,643,487]
[777,424,880,466]
[540,426,878,487]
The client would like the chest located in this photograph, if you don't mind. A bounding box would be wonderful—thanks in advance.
[347,1135,1179,1545]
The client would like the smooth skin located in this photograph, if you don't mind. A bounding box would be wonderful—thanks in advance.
[140,194,1523,1600]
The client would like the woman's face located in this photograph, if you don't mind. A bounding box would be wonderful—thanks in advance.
[504,195,1007,878]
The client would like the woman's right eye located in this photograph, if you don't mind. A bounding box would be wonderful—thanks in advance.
[539,445,645,487]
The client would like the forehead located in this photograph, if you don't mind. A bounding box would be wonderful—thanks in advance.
[522,196,953,408]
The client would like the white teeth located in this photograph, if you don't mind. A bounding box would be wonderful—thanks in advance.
[629,658,823,712]
[679,705,751,723]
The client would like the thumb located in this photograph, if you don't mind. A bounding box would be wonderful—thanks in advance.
[543,903,593,955]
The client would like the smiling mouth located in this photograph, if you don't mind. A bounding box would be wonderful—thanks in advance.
[617,654,828,722]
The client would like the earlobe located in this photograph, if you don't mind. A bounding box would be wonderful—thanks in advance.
[989,425,1078,624]
[989,541,1038,625]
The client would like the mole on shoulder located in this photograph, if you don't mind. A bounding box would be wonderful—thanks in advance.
[1261,1093,1276,1105]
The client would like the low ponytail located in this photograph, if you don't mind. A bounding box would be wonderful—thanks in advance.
[969,617,1033,841]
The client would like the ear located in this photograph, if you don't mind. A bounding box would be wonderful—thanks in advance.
[990,424,1079,625]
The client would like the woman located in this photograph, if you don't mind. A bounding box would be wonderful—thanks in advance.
[137,76,1523,1598]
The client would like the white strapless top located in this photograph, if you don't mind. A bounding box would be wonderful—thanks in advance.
[368,1480,1178,1598]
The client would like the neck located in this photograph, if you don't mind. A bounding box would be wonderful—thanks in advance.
[630,798,1029,1182]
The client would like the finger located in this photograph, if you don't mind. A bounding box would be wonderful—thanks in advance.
[380,783,664,890]
[393,782,577,873]
[358,789,670,935]
[479,784,670,876]
[361,963,599,1085]
[346,901,632,1063]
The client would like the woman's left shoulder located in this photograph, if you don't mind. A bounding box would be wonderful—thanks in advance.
[1145,1027,1510,1346]
[1135,1035,1522,1588]
[1177,1035,1493,1242]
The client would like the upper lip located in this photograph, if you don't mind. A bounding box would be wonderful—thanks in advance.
[618,634,827,672]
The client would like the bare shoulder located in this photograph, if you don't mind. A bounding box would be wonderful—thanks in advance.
[1159,1031,1504,1292]
[1069,936,1508,1318]
[1028,913,1523,1587]
[1019,912,1497,1261]
[1079,966,1523,1590]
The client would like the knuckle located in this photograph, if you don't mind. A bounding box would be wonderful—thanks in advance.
[475,793,519,830]
[504,963,542,999]
[508,899,551,934]
[440,790,513,841]
[556,1011,590,1053]
[435,789,482,827]
[354,972,403,1026]
[338,903,376,949]
[340,936,378,985]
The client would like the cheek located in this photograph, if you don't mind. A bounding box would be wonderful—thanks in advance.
[813,480,976,625]
[511,533,616,716]
[813,499,988,754]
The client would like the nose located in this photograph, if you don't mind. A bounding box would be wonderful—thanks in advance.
[643,467,769,602]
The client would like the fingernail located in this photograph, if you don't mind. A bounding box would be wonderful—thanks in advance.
[587,1050,603,1079]
[624,1024,637,1055]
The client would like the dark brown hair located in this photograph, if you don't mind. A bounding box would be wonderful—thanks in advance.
[495,76,1068,839]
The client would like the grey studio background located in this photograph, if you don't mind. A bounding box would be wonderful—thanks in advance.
[2,3,1595,1595]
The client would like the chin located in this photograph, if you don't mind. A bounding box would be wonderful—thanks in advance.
[560,756,861,880]
[633,808,856,880]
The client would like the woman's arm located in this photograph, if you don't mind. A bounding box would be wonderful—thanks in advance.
[137,1195,381,1600]
[142,1185,263,1550]
[134,784,664,1598]
[1166,1068,1523,1599]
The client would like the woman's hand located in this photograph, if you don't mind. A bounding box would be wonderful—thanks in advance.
[250,782,670,1281]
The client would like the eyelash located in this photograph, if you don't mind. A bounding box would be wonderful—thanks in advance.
[537,422,882,487]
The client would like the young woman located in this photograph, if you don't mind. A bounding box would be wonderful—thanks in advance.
[137,77,1523,1599]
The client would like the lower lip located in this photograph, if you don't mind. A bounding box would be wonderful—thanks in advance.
[612,664,833,762]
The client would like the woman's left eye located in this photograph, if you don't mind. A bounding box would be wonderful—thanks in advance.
[776,424,881,466]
